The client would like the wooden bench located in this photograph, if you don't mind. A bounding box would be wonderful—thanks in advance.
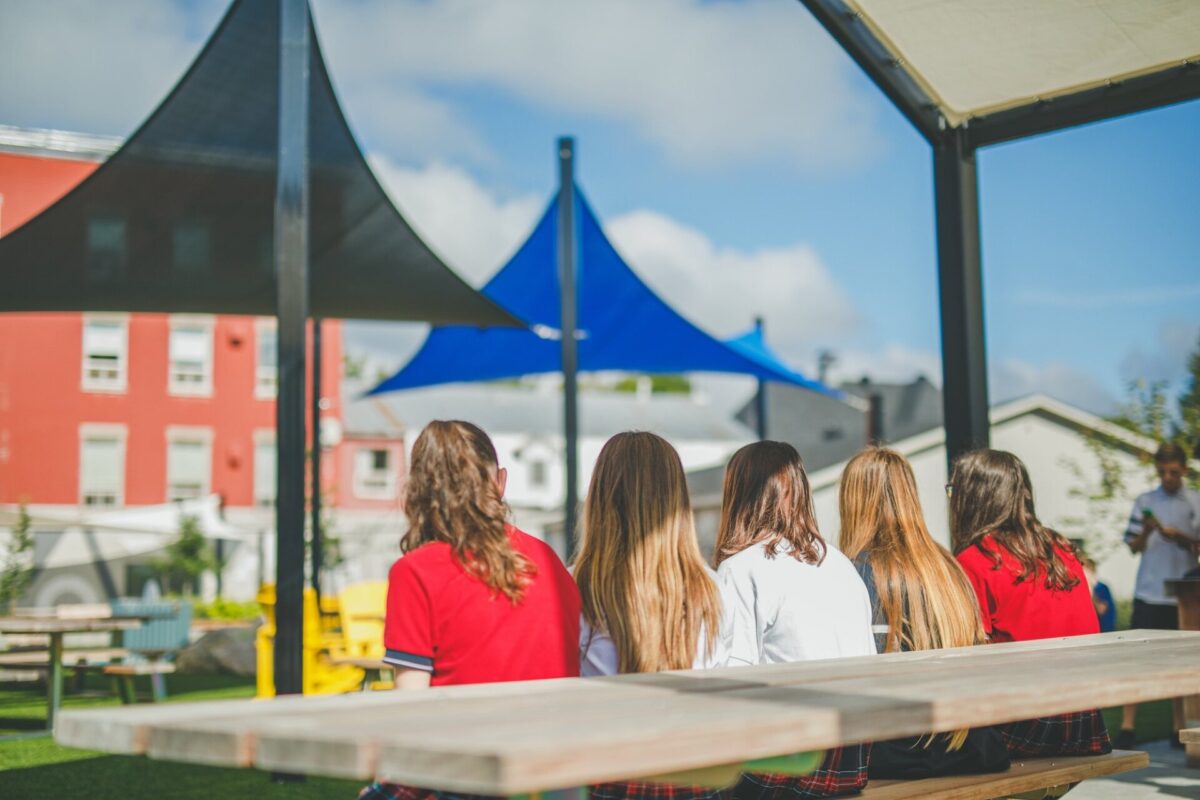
[1181,727,1199,768]
[105,662,176,704]
[860,750,1148,799]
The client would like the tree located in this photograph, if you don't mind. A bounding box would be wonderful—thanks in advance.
[155,514,217,596]
[1178,332,1200,468]
[0,504,35,613]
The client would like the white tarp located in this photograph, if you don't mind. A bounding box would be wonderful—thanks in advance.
[850,0,1200,123]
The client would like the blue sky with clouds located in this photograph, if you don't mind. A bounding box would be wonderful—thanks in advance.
[1,0,1196,415]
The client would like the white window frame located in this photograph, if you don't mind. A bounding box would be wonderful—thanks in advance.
[166,426,213,503]
[80,313,129,394]
[79,423,127,508]
[253,429,276,509]
[254,318,277,400]
[167,315,215,397]
[353,446,397,500]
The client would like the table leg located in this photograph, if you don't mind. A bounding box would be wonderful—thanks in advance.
[46,632,63,732]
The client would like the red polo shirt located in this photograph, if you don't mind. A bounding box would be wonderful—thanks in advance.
[383,526,580,686]
[957,535,1099,644]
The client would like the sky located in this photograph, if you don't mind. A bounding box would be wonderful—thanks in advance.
[0,0,1196,417]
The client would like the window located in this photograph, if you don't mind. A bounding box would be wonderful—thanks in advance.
[80,425,125,507]
[353,447,395,499]
[529,459,548,488]
[172,221,210,275]
[254,432,276,508]
[86,216,126,281]
[166,429,211,502]
[81,315,128,392]
[168,316,213,396]
[255,320,277,399]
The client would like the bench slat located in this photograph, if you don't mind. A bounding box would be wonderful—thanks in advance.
[860,750,1148,800]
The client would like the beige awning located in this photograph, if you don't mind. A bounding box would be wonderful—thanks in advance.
[844,0,1200,126]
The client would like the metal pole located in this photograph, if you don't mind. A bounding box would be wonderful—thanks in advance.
[273,0,310,699]
[557,137,579,561]
[754,316,767,440]
[933,127,989,470]
[311,317,322,604]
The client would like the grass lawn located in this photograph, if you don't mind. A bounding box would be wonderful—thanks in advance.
[0,673,362,799]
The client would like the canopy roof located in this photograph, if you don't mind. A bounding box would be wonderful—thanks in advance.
[368,188,834,396]
[804,0,1200,146]
[0,0,515,326]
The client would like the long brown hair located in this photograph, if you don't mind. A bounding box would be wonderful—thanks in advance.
[402,420,534,602]
[573,432,721,673]
[949,449,1079,591]
[838,448,984,653]
[715,441,825,567]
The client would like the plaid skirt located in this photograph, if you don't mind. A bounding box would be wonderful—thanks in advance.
[733,745,869,800]
[358,784,498,800]
[1000,710,1112,758]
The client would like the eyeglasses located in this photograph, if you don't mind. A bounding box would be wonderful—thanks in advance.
[945,483,954,498]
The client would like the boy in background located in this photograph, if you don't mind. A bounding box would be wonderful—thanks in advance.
[1116,442,1199,749]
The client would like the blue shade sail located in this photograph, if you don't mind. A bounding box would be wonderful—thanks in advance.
[368,189,837,396]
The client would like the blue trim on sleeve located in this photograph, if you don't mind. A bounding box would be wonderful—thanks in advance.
[383,649,433,672]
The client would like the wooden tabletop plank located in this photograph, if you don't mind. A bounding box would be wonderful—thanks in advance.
[54,631,1200,793]
[859,751,1148,800]
[0,617,141,634]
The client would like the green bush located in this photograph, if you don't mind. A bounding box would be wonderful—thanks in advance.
[192,598,262,622]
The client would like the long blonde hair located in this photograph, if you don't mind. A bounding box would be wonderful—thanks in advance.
[402,420,534,603]
[839,447,985,751]
[838,448,984,654]
[573,432,721,673]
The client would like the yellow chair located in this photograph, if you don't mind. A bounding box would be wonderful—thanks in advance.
[255,584,365,698]
[335,581,387,659]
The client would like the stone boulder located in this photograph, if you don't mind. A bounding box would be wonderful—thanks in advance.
[176,622,258,676]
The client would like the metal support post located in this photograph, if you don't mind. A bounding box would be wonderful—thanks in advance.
[557,137,580,561]
[754,317,767,440]
[933,127,990,469]
[273,0,310,699]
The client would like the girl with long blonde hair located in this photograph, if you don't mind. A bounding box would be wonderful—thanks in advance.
[715,441,874,799]
[838,447,1007,778]
[573,431,726,800]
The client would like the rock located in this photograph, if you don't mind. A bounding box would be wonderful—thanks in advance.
[176,622,259,676]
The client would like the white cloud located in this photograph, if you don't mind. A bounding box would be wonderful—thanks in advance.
[1015,284,1200,310]
[312,0,879,170]
[0,1,225,136]
[824,345,942,387]
[1119,319,1200,387]
[990,359,1116,416]
[606,209,861,355]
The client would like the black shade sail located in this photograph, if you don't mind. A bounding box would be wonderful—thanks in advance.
[0,0,518,326]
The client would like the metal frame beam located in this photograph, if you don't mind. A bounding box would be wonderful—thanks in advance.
[273,0,310,699]
[798,0,943,143]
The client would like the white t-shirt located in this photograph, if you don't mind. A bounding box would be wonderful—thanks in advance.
[579,566,729,676]
[717,539,876,666]
[1126,486,1200,605]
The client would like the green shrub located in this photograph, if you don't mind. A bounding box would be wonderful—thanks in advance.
[192,598,262,622]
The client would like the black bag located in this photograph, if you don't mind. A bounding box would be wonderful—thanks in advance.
[867,727,1010,780]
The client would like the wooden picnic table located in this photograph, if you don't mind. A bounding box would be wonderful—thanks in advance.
[55,630,1200,795]
[0,616,143,731]
[1168,577,1200,766]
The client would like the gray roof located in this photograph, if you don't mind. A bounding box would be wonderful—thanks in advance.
[735,376,943,473]
[344,384,755,442]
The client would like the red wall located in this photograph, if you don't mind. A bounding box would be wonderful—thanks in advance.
[0,152,99,235]
[0,313,342,508]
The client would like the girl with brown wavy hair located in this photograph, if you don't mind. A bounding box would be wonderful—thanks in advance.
[361,421,581,800]
[716,441,874,799]
[950,448,1111,758]
[839,448,1007,779]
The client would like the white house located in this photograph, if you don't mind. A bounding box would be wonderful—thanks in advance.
[693,394,1166,600]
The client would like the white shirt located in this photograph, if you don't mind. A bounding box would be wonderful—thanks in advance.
[1126,486,1200,605]
[579,566,729,676]
[717,540,876,666]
